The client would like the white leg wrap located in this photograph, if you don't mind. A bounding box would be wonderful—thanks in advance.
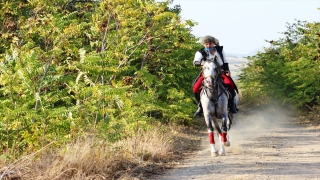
[219,135,226,155]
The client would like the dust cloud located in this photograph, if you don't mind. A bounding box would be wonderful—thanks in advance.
[227,103,294,153]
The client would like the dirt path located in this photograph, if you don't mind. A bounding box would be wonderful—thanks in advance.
[152,105,320,180]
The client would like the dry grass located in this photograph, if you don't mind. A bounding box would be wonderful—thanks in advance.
[0,124,201,180]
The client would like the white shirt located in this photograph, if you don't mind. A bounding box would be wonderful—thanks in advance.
[193,49,228,66]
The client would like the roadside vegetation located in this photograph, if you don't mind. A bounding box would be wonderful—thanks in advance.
[239,20,320,121]
[0,0,202,179]
[0,0,319,179]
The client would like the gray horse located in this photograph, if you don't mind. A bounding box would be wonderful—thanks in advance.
[200,58,235,156]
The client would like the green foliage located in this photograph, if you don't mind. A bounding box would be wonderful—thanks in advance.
[0,0,200,159]
[239,20,320,110]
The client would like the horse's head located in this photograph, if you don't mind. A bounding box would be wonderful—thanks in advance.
[202,60,217,87]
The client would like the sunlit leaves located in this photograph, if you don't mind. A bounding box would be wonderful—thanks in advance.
[0,0,201,158]
[239,20,320,109]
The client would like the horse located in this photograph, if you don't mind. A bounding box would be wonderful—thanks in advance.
[200,58,234,156]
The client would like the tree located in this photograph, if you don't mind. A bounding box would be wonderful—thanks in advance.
[0,0,201,158]
[239,20,320,112]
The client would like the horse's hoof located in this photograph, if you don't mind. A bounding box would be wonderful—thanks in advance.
[223,141,230,147]
[219,151,226,156]
[211,151,218,157]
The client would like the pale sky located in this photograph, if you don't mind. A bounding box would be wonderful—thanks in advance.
[167,0,320,55]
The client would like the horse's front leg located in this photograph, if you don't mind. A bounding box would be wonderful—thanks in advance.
[201,97,220,156]
[214,114,229,156]
[208,115,224,156]
[203,113,218,157]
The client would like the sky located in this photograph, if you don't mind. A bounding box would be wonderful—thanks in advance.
[165,0,320,55]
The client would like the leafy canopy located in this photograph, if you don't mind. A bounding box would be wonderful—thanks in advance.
[0,0,201,159]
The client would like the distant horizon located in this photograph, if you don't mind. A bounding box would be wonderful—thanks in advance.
[226,46,265,57]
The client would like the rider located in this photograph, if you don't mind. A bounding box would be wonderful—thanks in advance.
[193,35,238,116]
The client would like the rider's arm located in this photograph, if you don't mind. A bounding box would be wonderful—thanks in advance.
[193,51,203,66]
[222,50,228,63]
[223,63,230,72]
[221,50,230,72]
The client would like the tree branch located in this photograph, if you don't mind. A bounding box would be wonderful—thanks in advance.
[34,57,53,112]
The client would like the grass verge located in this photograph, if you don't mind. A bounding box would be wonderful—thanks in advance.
[0,123,202,180]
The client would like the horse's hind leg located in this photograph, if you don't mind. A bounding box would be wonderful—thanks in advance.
[219,117,230,147]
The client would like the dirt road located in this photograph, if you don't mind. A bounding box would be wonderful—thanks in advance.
[152,105,320,180]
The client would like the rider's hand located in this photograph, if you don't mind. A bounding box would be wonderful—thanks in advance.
[225,71,231,76]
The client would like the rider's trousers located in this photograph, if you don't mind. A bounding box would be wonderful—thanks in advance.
[192,73,235,93]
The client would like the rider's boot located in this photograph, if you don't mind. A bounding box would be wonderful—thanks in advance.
[194,92,203,117]
[229,91,237,114]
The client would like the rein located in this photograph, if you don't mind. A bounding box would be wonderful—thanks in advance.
[202,59,228,118]
[203,81,225,103]
[202,59,228,103]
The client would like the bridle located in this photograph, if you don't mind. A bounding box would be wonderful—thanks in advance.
[202,59,227,103]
